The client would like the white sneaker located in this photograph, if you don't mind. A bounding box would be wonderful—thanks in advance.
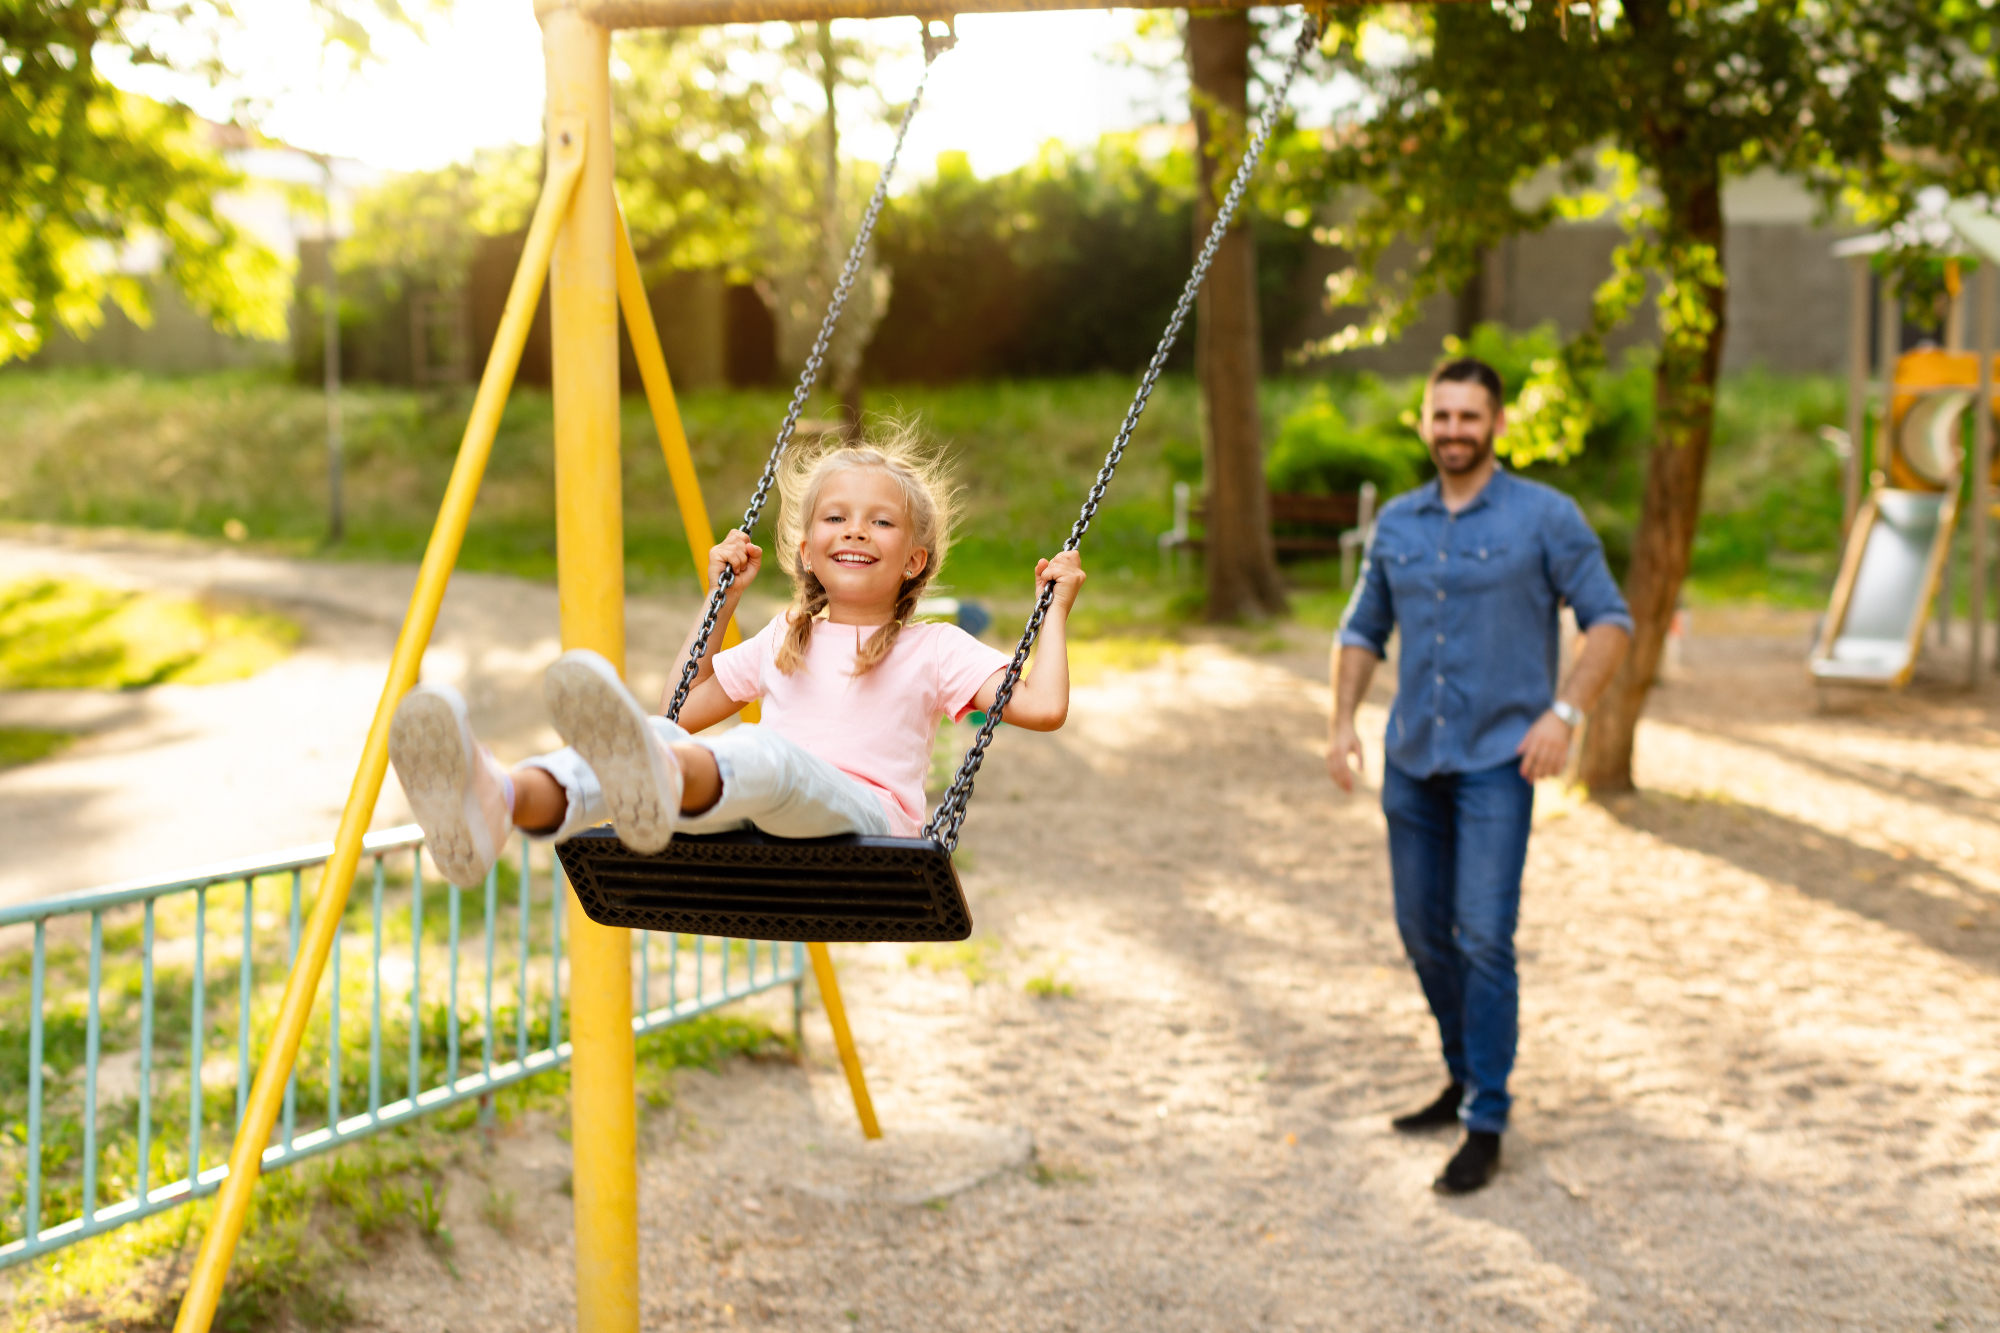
[389,683,513,887]
[543,649,682,855]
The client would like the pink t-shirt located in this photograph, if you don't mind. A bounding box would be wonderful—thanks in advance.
[710,616,1011,836]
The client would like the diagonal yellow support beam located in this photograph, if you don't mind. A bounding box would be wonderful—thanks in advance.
[171,117,591,1333]
[614,203,881,1142]
[613,204,748,663]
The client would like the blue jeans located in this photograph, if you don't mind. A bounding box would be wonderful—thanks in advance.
[1382,759,1535,1134]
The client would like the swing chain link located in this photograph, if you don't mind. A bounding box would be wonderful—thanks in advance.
[667,30,947,721]
[925,13,1323,851]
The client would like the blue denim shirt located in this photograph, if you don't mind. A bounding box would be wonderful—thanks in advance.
[1338,469,1632,779]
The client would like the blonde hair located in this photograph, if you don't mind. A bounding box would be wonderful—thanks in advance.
[773,424,956,677]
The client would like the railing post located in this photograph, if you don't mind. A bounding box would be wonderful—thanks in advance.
[543,7,639,1330]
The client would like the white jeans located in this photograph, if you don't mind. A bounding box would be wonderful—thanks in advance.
[518,719,892,843]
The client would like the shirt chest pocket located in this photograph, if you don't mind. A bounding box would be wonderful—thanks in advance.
[1449,541,1516,592]
[1374,544,1429,596]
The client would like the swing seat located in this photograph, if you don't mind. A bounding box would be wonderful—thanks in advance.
[556,826,971,943]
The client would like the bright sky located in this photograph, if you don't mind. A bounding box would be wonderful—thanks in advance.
[108,0,1253,181]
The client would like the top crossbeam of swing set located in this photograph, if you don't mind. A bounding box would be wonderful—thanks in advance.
[546,0,1475,30]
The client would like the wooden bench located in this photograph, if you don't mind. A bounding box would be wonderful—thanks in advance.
[1159,482,1378,582]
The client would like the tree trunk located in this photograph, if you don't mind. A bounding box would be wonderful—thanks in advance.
[1188,13,1286,621]
[1579,168,1728,792]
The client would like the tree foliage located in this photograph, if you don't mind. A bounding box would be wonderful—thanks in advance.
[0,2,279,361]
[1310,0,1999,788]
[866,132,1321,383]
[1313,0,1999,457]
[0,0,425,365]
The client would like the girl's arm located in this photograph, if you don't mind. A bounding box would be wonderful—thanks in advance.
[660,529,761,720]
[974,550,1085,732]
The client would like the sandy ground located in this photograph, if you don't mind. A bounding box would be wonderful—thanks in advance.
[5,533,1999,1328]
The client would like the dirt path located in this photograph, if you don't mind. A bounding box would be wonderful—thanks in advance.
[0,528,777,903]
[351,618,1999,1331]
[4,534,1997,1327]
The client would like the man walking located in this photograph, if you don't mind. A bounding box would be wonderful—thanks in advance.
[1328,357,1631,1194]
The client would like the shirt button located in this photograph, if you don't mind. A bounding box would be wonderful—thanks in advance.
[1435,717,1444,726]
[1435,674,1444,685]
[1437,551,1446,561]
[1435,634,1445,644]
[1436,590,1445,601]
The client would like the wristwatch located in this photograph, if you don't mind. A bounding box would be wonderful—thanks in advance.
[1550,700,1582,728]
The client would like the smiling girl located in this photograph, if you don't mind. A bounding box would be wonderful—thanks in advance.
[387,430,1087,886]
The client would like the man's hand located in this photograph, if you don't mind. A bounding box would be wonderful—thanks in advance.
[1515,710,1573,782]
[708,529,761,591]
[1328,721,1365,793]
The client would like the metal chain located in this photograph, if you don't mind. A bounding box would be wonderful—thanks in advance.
[925,14,1323,850]
[666,34,946,721]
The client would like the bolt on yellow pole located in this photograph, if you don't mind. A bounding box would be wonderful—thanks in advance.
[544,7,640,1332]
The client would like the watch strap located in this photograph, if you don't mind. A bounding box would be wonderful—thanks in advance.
[1551,699,1582,727]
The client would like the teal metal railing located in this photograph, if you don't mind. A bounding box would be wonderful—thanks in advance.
[0,827,805,1268]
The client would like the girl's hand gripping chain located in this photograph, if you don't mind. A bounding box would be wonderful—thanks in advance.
[662,528,764,730]
[972,549,1086,733]
[1035,550,1087,614]
[709,528,763,593]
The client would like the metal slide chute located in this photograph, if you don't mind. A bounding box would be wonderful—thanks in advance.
[1811,354,1988,687]
[1811,486,1958,686]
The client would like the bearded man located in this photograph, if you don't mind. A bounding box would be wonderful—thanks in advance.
[1328,356,1631,1194]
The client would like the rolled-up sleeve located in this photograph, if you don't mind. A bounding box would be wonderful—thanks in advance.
[1544,497,1632,634]
[1338,530,1396,656]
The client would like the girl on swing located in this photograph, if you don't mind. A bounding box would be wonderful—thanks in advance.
[388,428,1088,887]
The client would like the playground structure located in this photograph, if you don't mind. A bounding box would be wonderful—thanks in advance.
[1812,204,2000,690]
[160,3,1341,1331]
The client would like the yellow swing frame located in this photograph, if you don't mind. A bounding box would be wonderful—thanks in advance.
[169,1,1312,1328]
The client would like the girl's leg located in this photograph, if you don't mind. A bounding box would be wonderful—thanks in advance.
[388,683,516,889]
[544,651,684,854]
[678,725,891,839]
[511,766,569,834]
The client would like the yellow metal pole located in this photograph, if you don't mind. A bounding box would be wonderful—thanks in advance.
[808,942,882,1138]
[612,205,748,669]
[172,122,588,1333]
[544,10,640,1333]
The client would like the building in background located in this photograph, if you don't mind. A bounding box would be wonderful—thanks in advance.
[1289,168,1863,377]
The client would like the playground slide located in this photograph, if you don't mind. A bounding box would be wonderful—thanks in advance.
[1810,487,1958,686]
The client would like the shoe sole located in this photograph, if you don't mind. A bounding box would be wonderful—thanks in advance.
[545,654,679,855]
[389,690,496,887]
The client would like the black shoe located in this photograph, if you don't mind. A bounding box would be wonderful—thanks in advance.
[1390,1081,1465,1133]
[1434,1130,1501,1194]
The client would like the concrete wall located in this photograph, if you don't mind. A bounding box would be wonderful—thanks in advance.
[25,280,289,375]
[1285,170,1860,378]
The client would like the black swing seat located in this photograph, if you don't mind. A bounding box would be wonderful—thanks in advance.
[556,826,971,943]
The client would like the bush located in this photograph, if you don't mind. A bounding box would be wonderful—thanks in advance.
[1265,386,1428,496]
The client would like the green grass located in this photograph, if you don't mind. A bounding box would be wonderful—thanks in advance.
[1023,969,1074,999]
[0,366,1856,611]
[0,727,74,768]
[0,369,1220,598]
[0,577,300,690]
[905,937,1002,986]
[1,1007,791,1332]
[0,845,791,1329]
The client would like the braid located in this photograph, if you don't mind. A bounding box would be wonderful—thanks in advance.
[851,572,931,677]
[774,572,830,676]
